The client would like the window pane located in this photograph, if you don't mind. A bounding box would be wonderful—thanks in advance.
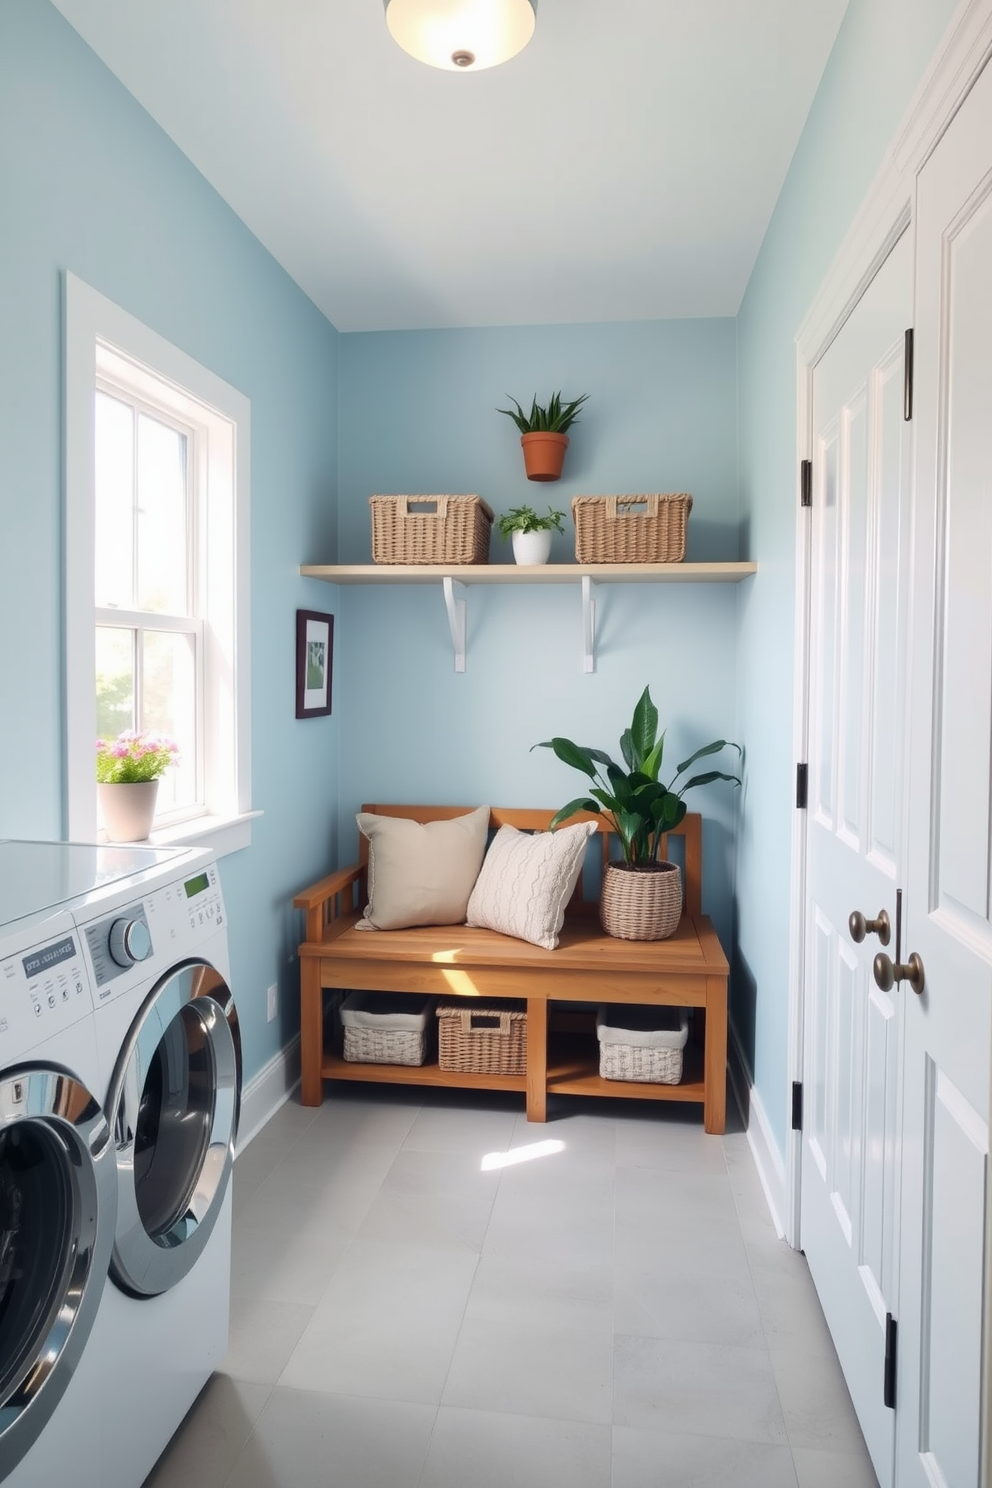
[95,627,135,741]
[142,630,196,812]
[137,414,187,615]
[95,392,134,609]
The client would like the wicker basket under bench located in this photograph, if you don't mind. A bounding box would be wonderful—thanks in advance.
[293,807,729,1133]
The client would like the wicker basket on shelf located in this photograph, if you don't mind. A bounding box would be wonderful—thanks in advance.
[340,992,433,1066]
[436,1001,527,1075]
[370,495,493,565]
[596,1005,689,1084]
[572,494,692,564]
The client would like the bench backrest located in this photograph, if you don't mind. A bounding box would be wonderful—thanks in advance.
[358,805,702,920]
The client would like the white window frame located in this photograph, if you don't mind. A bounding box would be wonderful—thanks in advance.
[65,273,256,856]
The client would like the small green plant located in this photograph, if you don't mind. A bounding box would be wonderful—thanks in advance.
[533,687,741,865]
[96,730,179,783]
[497,391,589,434]
[497,505,566,540]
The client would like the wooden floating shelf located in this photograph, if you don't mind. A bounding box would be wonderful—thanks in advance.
[300,562,756,586]
[299,562,756,672]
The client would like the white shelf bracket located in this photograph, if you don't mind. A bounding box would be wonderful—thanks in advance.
[582,575,597,673]
[442,577,467,672]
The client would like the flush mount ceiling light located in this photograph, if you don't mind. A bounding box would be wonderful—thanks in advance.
[384,0,536,71]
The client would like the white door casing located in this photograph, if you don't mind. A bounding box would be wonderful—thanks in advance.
[895,57,992,1488]
[801,227,913,1486]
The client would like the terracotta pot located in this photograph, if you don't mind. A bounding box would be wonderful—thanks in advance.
[520,431,569,482]
[600,861,682,941]
[98,780,159,842]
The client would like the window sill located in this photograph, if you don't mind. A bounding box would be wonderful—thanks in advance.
[149,810,262,859]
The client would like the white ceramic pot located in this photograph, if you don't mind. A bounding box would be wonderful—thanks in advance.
[98,780,159,842]
[511,528,553,565]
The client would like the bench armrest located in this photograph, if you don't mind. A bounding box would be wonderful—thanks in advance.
[294,863,363,944]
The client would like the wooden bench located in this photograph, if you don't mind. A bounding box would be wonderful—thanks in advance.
[293,806,730,1132]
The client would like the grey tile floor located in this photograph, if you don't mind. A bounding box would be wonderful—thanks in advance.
[146,1087,879,1488]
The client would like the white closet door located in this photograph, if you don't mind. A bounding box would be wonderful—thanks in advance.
[896,57,992,1488]
[801,226,913,1488]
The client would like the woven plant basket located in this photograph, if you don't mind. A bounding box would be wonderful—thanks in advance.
[370,495,493,565]
[437,1002,527,1075]
[572,494,693,564]
[600,861,683,941]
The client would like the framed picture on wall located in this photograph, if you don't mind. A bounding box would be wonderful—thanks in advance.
[296,609,334,719]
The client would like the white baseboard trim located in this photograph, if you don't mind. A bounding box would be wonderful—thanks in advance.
[236,1035,301,1153]
[728,1022,789,1242]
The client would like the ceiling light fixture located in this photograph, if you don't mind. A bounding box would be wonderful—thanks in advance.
[384,0,536,72]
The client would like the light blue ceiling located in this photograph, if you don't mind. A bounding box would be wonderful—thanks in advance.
[50,0,850,331]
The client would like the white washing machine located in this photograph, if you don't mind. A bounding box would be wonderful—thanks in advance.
[0,840,168,1488]
[73,848,241,1488]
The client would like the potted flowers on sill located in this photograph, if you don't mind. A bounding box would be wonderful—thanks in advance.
[497,391,589,481]
[534,687,741,941]
[96,730,180,843]
[497,504,566,565]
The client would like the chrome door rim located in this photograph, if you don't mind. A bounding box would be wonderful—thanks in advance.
[0,1066,116,1480]
[107,959,240,1298]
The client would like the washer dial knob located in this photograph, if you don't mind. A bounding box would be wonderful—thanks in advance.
[108,917,152,968]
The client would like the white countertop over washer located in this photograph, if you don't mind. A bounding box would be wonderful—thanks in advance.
[0,839,197,931]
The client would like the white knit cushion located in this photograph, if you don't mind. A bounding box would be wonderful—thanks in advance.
[356,807,490,930]
[465,821,597,950]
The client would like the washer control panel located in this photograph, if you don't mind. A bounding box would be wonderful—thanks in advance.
[0,915,94,1052]
[76,858,227,1006]
[85,904,153,990]
[181,862,225,933]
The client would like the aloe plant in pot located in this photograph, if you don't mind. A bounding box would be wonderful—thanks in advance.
[497,391,588,481]
[533,687,741,940]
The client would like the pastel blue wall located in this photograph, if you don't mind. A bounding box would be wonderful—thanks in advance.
[1,0,963,1141]
[0,0,340,1083]
[735,0,959,1146]
[334,321,744,951]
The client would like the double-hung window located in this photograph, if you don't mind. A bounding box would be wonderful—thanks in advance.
[65,275,253,853]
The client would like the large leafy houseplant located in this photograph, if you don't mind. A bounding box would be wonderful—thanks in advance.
[497,391,589,482]
[535,686,740,862]
[534,688,741,940]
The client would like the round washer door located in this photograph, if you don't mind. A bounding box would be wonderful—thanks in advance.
[0,1065,116,1481]
[107,959,241,1298]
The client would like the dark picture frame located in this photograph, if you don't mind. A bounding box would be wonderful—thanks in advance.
[296,609,334,719]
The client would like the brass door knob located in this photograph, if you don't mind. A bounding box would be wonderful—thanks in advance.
[849,909,892,946]
[873,951,925,995]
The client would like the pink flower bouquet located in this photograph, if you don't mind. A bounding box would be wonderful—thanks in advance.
[96,730,179,784]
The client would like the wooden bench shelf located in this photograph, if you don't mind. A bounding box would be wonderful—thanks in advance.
[316,1028,706,1107]
[294,806,730,1132]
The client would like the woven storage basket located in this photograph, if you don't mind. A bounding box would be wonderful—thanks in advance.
[572,494,692,564]
[340,991,433,1066]
[600,862,682,941]
[596,1005,688,1084]
[370,495,494,565]
[437,1001,527,1075]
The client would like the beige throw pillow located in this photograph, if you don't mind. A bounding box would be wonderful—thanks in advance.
[356,807,490,930]
[465,821,597,950]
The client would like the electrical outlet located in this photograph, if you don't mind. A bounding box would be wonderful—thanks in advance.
[266,983,278,1022]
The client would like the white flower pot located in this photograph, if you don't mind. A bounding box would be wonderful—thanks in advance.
[98,780,159,842]
[511,528,553,565]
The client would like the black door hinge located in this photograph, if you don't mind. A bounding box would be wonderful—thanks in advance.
[904,329,914,421]
[791,1081,803,1131]
[884,1313,897,1408]
[796,763,808,810]
[800,459,812,507]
